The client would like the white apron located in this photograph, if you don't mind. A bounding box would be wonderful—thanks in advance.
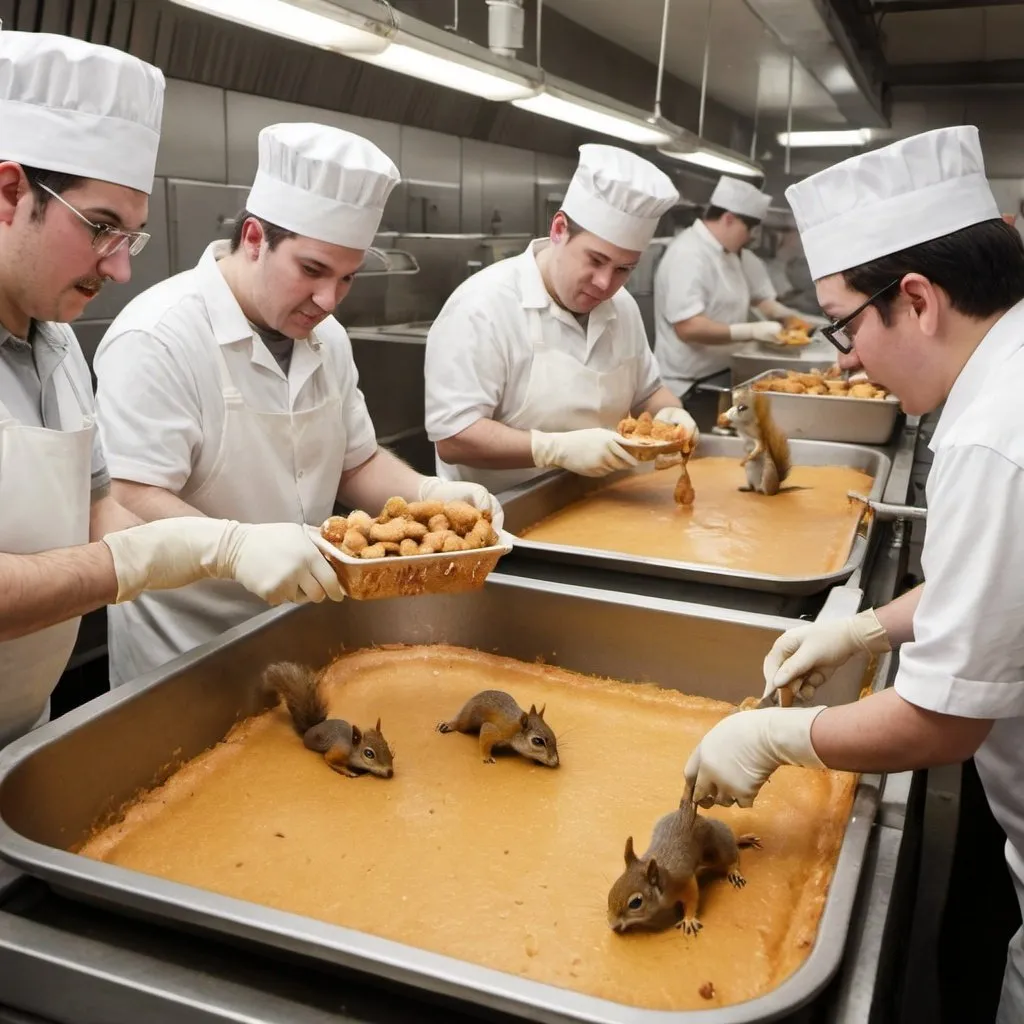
[108,333,348,687]
[0,362,92,747]
[438,307,639,494]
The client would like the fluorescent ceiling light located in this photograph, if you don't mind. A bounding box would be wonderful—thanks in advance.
[363,38,536,101]
[513,86,673,147]
[657,142,762,179]
[777,129,873,148]
[167,0,390,54]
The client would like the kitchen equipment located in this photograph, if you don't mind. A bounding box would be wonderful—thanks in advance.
[499,436,891,596]
[0,575,884,1024]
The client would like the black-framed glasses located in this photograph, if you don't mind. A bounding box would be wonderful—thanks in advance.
[35,182,150,258]
[821,278,901,354]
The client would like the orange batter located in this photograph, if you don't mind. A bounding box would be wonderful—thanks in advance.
[80,646,856,1012]
[520,458,874,576]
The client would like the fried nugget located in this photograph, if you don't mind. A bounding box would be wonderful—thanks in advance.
[378,496,408,523]
[403,520,428,541]
[406,500,444,522]
[346,510,373,535]
[462,518,496,550]
[674,465,695,506]
[617,415,638,436]
[399,538,420,557]
[442,534,467,553]
[443,501,481,535]
[321,515,348,545]
[343,529,368,553]
[360,543,387,559]
[369,519,409,544]
[849,383,876,399]
[427,513,450,533]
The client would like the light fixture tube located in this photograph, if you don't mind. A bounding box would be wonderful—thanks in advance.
[776,129,873,148]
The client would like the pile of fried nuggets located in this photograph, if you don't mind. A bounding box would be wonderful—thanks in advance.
[322,497,499,560]
[753,368,890,400]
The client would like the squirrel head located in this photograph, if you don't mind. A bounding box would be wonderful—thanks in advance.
[717,387,760,432]
[350,718,394,779]
[607,836,682,933]
[510,703,559,767]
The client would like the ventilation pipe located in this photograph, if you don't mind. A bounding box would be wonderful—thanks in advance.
[487,0,525,58]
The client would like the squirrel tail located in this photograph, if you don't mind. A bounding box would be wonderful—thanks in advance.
[263,662,328,735]
[678,786,699,829]
[753,393,791,482]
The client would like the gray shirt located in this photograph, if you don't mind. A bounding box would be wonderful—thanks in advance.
[0,321,110,496]
[249,322,294,375]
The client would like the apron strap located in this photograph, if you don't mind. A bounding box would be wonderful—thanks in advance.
[308,331,343,402]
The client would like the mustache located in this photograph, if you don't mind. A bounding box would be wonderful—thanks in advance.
[74,278,105,294]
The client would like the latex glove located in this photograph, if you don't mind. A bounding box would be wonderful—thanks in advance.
[653,405,700,445]
[728,320,784,343]
[531,428,638,477]
[103,518,345,605]
[684,706,826,808]
[418,476,504,531]
[762,609,891,702]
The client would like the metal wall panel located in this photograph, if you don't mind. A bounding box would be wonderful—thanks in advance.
[166,180,250,275]
[85,178,172,321]
[156,80,228,183]
[460,138,486,235]
[480,142,536,236]
[399,126,461,234]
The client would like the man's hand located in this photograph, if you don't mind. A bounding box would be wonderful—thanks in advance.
[103,518,345,605]
[418,477,504,530]
[762,609,891,703]
[728,321,784,343]
[684,706,825,807]
[531,428,638,477]
[653,405,699,445]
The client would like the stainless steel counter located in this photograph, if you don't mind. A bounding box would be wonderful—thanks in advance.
[0,418,924,1024]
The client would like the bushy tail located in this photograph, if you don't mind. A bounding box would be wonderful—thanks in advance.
[263,662,327,735]
[753,393,791,483]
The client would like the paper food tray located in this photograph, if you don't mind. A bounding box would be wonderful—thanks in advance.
[615,436,693,462]
[312,530,514,601]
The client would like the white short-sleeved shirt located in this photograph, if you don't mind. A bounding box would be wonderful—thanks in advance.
[424,239,663,443]
[0,321,108,496]
[892,298,1024,866]
[652,221,776,393]
[93,242,377,495]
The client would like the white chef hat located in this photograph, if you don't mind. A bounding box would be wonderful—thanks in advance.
[709,177,772,221]
[0,31,164,194]
[561,144,678,251]
[246,123,400,250]
[786,126,1001,281]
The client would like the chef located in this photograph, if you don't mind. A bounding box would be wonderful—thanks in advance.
[682,126,1024,1021]
[423,144,695,493]
[0,33,346,746]
[653,176,821,400]
[93,122,501,686]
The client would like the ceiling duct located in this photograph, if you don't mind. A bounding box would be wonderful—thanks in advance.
[487,0,525,58]
[743,0,890,128]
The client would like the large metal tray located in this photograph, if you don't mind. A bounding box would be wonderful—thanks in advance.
[738,370,902,445]
[499,436,891,596]
[0,576,883,1024]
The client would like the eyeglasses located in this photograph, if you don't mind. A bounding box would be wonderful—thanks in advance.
[821,278,902,354]
[35,182,150,258]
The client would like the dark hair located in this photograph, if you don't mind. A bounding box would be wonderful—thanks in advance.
[705,205,760,230]
[229,210,297,253]
[11,164,86,222]
[843,219,1024,323]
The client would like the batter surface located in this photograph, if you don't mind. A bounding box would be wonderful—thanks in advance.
[520,458,875,577]
[80,646,857,1011]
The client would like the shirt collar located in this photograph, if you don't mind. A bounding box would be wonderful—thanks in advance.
[930,297,1024,451]
[197,241,255,346]
[692,218,727,254]
[0,320,69,356]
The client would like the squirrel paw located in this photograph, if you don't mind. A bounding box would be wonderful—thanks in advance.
[483,756,496,764]
[737,485,754,493]
[739,834,762,850]
[676,917,703,936]
[436,721,453,733]
[727,870,747,889]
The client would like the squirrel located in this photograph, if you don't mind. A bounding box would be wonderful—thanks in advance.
[607,792,761,935]
[717,388,791,496]
[263,662,394,779]
[436,689,559,767]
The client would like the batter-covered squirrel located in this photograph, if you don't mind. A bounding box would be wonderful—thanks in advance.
[717,388,791,496]
[436,690,559,767]
[607,792,760,935]
[264,662,394,779]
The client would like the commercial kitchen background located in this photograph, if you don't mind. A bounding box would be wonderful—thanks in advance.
[1,1,1023,1022]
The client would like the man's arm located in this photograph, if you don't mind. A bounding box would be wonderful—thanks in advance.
[0,545,118,641]
[435,418,535,471]
[811,687,993,772]
[639,385,682,417]
[110,481,204,523]
[671,314,736,346]
[89,494,143,541]
[337,448,427,510]
[875,583,922,647]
